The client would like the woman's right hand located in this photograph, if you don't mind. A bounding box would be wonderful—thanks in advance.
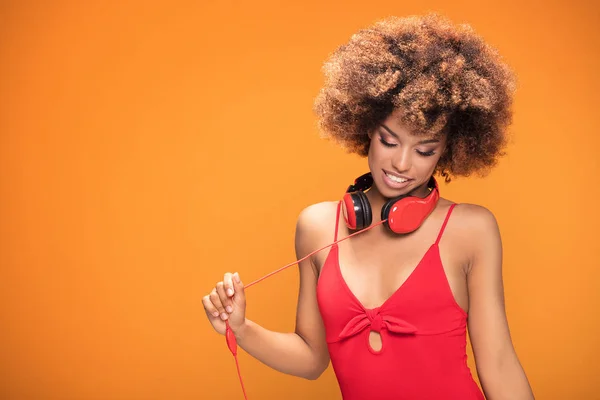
[202,272,247,336]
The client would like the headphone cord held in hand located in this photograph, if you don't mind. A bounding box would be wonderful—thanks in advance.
[224,217,387,399]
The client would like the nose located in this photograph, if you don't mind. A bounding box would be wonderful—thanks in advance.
[392,147,412,172]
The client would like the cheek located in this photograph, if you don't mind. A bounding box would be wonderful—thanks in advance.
[415,153,442,172]
[367,139,378,160]
[368,139,386,159]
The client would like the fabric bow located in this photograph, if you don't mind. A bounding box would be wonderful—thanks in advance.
[338,309,417,340]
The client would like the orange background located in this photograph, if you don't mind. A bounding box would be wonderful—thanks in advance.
[1,1,599,399]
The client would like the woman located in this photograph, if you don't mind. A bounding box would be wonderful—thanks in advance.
[202,13,534,399]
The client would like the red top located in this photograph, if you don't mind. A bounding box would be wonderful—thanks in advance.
[317,202,484,400]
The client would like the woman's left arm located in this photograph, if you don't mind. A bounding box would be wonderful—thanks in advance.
[465,205,535,400]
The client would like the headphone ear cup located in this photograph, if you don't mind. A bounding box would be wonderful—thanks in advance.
[342,192,372,230]
[382,186,440,234]
[381,196,407,233]
[355,191,372,230]
[381,196,400,225]
[381,199,396,227]
[342,193,359,230]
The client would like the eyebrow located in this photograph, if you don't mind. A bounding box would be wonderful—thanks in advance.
[380,124,440,145]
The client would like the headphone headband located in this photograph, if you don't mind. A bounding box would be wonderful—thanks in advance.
[346,172,374,193]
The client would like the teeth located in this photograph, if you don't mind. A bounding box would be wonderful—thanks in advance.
[385,172,407,183]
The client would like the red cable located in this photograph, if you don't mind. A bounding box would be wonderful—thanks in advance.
[224,217,387,399]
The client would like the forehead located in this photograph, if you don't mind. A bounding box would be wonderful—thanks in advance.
[380,110,446,142]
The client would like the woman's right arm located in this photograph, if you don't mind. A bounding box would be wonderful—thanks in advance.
[202,203,331,380]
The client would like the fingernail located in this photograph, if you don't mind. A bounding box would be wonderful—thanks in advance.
[221,313,228,320]
[226,306,233,313]
[213,311,219,317]
[233,273,240,283]
[227,288,234,297]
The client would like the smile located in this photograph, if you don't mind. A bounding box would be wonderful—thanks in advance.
[384,171,408,183]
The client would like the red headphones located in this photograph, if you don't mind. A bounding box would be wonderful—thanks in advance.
[342,172,440,234]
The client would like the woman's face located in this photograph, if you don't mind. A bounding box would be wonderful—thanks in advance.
[367,110,447,199]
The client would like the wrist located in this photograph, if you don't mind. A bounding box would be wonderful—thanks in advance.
[232,318,250,341]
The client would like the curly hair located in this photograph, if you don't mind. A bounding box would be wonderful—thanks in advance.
[313,13,517,182]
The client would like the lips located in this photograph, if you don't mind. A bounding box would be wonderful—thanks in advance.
[380,170,413,191]
[383,169,413,182]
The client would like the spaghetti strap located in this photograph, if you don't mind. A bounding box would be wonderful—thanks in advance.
[334,201,342,241]
[435,203,457,245]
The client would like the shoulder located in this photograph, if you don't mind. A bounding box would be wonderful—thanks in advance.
[448,202,502,269]
[450,202,500,234]
[295,200,339,237]
[294,200,340,269]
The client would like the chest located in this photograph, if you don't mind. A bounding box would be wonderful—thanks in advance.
[316,225,470,312]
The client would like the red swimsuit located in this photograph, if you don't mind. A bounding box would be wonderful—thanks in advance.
[317,203,484,399]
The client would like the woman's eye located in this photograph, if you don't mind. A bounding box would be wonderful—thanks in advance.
[416,149,436,157]
[379,137,397,148]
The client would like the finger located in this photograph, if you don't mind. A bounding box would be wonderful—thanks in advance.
[216,282,233,316]
[209,288,228,320]
[223,272,234,297]
[232,272,245,305]
[202,295,220,318]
